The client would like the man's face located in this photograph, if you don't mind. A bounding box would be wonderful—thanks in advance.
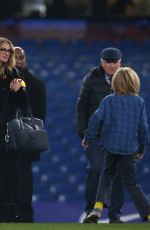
[101,59,121,76]
[15,48,26,68]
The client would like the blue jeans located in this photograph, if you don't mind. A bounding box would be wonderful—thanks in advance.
[85,140,124,220]
[96,151,150,220]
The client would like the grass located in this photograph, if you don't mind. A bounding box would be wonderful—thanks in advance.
[0,223,149,230]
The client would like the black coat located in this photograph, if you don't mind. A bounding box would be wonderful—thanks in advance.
[18,67,46,121]
[0,68,27,144]
[17,67,46,161]
[76,66,112,139]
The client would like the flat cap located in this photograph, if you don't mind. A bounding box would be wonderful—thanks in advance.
[100,47,122,62]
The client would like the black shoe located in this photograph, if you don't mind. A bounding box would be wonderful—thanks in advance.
[83,214,99,223]
[109,218,124,223]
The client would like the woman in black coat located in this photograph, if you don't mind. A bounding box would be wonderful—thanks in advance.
[0,37,27,222]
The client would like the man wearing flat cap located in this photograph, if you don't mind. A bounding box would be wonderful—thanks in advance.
[76,47,124,223]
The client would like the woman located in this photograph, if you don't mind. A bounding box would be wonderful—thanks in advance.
[0,37,26,222]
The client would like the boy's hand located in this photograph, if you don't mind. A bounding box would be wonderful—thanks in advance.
[136,152,144,160]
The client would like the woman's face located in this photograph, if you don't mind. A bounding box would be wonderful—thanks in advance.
[0,41,12,63]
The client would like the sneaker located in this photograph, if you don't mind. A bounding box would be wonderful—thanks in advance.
[83,211,100,223]
[109,218,124,223]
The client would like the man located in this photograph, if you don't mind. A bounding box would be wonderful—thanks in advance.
[76,47,124,223]
[14,46,46,222]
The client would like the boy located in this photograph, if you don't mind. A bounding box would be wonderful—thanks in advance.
[82,67,150,223]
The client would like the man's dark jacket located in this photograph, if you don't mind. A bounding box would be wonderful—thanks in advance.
[76,66,112,139]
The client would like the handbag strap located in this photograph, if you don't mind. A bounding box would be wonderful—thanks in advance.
[24,90,37,129]
[15,89,37,130]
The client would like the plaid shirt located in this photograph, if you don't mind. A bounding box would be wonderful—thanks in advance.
[85,93,149,155]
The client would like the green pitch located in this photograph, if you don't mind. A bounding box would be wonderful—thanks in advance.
[0,223,149,230]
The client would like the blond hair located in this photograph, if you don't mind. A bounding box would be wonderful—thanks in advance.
[0,37,15,75]
[112,67,140,96]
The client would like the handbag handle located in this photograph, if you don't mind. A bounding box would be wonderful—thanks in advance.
[17,90,37,130]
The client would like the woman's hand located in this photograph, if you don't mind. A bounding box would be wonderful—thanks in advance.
[10,78,24,92]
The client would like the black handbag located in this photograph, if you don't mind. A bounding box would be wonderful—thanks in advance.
[5,96,49,153]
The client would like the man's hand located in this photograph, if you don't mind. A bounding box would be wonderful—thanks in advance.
[82,138,89,148]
